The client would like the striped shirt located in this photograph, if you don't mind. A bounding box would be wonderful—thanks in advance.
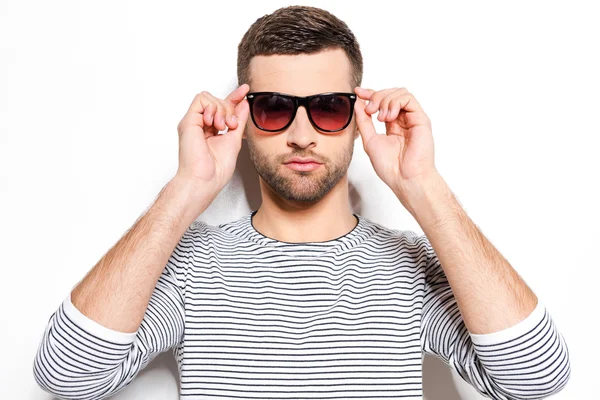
[33,210,571,399]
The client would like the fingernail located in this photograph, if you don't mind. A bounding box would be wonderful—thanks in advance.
[232,115,237,123]
[221,117,225,126]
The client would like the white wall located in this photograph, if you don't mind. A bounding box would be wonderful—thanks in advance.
[0,0,597,398]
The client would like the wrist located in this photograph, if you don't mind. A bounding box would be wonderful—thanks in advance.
[394,170,450,221]
[164,175,214,222]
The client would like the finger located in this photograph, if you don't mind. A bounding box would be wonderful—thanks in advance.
[389,92,424,121]
[380,88,409,122]
[356,88,396,114]
[225,83,251,106]
[215,102,228,132]
[206,92,240,131]
[181,92,219,137]
[223,83,251,130]
[224,99,249,144]
[201,93,228,131]
[203,103,216,127]
[179,96,204,132]
[354,99,377,147]
[222,84,250,132]
[178,104,214,140]
[226,110,239,131]
[388,93,430,128]
[358,87,398,115]
[354,87,375,99]
[378,92,390,122]
[186,92,207,115]
[355,87,378,114]
[222,99,239,130]
[387,96,404,122]
[184,111,215,140]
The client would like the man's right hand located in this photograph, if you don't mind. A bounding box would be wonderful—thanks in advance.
[61,85,252,343]
[175,84,250,197]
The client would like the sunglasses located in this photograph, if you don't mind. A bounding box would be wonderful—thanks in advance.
[246,92,357,133]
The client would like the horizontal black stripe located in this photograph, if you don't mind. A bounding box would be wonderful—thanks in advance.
[33,210,571,399]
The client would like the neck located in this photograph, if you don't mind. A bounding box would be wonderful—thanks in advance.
[253,175,357,243]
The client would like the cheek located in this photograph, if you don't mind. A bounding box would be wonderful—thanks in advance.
[247,135,282,162]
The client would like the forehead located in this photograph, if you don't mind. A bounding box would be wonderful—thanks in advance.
[248,48,353,95]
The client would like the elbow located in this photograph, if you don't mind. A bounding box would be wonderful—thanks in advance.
[489,339,572,400]
[32,330,137,400]
[33,349,123,400]
[492,368,571,400]
[33,303,141,400]
[527,340,572,399]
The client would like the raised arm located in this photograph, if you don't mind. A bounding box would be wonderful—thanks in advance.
[33,85,251,399]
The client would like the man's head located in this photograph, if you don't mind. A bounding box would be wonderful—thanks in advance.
[237,6,363,204]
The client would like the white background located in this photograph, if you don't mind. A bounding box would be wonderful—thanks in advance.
[1,0,598,399]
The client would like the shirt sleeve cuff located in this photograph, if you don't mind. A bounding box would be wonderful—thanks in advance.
[469,300,546,346]
[62,292,138,345]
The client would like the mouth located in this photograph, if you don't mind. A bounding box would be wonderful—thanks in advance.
[284,161,323,172]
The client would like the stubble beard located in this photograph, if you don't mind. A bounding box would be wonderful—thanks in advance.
[246,135,354,203]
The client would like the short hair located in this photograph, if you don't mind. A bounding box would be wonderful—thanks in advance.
[237,5,363,89]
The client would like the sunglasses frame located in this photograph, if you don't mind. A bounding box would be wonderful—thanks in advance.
[246,91,357,133]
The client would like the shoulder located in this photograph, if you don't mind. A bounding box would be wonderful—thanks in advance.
[183,215,254,247]
[356,215,430,259]
[359,215,426,246]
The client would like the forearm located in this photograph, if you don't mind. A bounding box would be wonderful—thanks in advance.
[71,175,211,333]
[398,171,538,334]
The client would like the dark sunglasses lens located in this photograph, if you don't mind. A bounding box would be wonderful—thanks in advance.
[252,94,295,131]
[309,95,352,131]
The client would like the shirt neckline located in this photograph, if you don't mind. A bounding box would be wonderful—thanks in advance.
[223,210,375,259]
[249,209,361,244]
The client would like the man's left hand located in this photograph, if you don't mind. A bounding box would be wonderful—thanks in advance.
[354,87,438,203]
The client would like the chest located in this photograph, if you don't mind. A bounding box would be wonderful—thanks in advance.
[178,257,425,398]
[182,256,424,357]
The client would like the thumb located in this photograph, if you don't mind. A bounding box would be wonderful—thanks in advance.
[354,99,377,148]
[226,99,250,142]
[225,83,250,106]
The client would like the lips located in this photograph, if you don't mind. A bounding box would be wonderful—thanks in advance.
[284,157,322,164]
[284,162,322,172]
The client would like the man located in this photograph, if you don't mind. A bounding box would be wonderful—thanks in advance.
[34,5,570,400]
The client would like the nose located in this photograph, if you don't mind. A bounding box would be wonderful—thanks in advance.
[286,106,318,149]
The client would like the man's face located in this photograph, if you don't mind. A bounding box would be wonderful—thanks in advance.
[243,48,358,203]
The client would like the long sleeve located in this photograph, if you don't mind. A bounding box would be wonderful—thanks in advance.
[32,223,197,400]
[418,235,571,399]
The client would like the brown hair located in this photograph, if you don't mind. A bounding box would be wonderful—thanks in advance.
[237,5,363,89]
